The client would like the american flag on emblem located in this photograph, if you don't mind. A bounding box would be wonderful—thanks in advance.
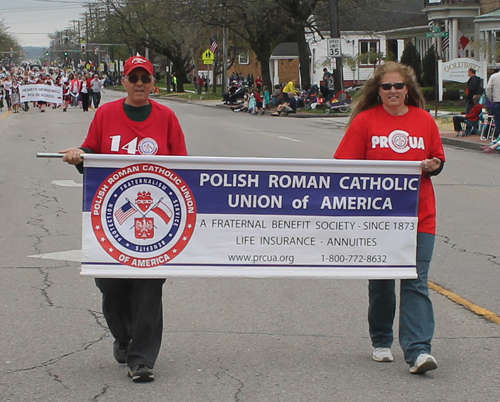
[114,201,138,225]
[210,37,218,53]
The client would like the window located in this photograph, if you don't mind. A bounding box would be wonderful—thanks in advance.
[239,51,249,65]
[358,40,380,65]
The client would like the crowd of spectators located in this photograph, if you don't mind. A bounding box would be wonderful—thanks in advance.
[221,72,337,117]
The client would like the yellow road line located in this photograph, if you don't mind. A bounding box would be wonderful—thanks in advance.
[1,110,11,119]
[429,281,500,326]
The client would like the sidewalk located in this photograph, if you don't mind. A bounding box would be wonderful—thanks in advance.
[439,130,494,151]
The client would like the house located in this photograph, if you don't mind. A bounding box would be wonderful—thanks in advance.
[309,0,500,87]
[423,0,500,65]
[308,0,430,87]
[226,0,500,89]
[224,44,301,88]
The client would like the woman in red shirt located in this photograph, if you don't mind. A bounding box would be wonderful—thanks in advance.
[335,61,445,374]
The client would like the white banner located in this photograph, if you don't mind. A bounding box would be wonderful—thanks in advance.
[81,155,422,279]
[19,84,63,104]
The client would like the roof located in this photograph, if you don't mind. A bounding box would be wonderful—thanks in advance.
[474,8,500,20]
[271,42,311,59]
[314,0,428,33]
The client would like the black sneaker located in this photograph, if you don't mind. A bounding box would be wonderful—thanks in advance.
[113,341,129,364]
[128,364,154,382]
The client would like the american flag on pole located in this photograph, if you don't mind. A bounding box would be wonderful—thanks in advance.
[210,37,219,53]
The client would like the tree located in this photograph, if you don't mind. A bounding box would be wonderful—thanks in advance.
[208,31,246,93]
[276,0,322,90]
[422,45,436,87]
[400,41,422,84]
[102,0,201,92]
[0,20,22,64]
[190,0,291,90]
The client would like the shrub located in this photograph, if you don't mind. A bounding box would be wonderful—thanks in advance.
[422,45,436,87]
[421,87,436,101]
[443,89,460,101]
[401,42,422,84]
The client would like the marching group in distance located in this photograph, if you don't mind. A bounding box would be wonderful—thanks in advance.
[0,64,108,113]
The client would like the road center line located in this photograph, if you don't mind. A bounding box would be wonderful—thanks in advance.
[279,136,302,143]
[429,281,500,326]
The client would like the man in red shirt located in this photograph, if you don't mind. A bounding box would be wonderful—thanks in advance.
[60,55,187,383]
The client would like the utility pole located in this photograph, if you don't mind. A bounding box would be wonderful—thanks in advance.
[329,0,343,93]
[223,27,228,91]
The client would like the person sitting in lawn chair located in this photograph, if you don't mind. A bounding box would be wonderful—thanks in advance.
[453,95,483,137]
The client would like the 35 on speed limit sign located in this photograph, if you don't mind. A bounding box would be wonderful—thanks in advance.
[328,38,341,57]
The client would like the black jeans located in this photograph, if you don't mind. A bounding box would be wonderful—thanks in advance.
[81,92,89,111]
[95,278,166,368]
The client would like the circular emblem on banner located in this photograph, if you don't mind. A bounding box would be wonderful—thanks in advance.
[91,163,196,268]
[388,130,410,154]
[138,138,159,155]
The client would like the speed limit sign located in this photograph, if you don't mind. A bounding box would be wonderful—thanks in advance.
[327,38,341,57]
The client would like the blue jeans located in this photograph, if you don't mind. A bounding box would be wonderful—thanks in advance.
[493,102,500,138]
[92,92,101,108]
[368,232,435,366]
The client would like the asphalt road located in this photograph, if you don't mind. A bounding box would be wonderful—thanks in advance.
[0,90,499,401]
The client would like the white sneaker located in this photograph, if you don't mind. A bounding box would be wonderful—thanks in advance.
[372,347,393,362]
[410,353,437,374]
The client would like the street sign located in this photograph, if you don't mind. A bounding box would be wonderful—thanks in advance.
[327,38,341,57]
[202,49,214,61]
[426,31,449,38]
[202,48,214,65]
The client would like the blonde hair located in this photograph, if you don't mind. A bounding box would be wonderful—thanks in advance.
[347,61,425,127]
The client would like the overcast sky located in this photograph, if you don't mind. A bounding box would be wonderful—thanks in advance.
[1,0,87,48]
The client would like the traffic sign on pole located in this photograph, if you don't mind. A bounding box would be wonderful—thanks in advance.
[202,49,214,65]
[327,38,341,58]
[425,31,449,38]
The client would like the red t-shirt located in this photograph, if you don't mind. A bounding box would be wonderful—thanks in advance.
[334,105,446,234]
[465,104,482,121]
[81,98,188,156]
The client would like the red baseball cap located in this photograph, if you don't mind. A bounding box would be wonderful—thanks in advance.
[123,55,154,76]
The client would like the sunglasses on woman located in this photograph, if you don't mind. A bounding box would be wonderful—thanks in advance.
[379,82,406,90]
[126,74,153,84]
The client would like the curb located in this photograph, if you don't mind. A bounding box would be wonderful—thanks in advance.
[440,136,483,151]
[213,103,347,118]
[162,95,347,118]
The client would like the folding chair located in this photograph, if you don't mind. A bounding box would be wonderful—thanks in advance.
[480,116,496,141]
[480,115,494,141]
[461,117,481,136]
